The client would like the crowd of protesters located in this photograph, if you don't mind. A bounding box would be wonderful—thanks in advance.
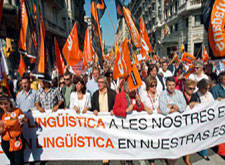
[0,56,225,165]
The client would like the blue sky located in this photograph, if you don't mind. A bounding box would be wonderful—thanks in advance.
[84,0,130,47]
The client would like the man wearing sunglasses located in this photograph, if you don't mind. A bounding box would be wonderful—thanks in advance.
[189,61,209,82]
[61,72,75,108]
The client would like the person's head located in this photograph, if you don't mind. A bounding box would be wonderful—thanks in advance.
[161,60,169,72]
[92,67,100,81]
[175,65,184,77]
[59,75,65,88]
[75,78,86,94]
[184,79,196,96]
[64,72,72,86]
[218,71,225,86]
[21,76,31,92]
[166,76,176,94]
[97,76,108,91]
[197,79,210,95]
[194,61,204,75]
[51,77,58,88]
[145,76,157,93]
[123,81,130,93]
[148,64,158,78]
[204,63,213,74]
[105,71,113,84]
[0,96,13,112]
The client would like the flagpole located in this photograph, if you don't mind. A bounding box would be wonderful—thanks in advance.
[105,7,117,40]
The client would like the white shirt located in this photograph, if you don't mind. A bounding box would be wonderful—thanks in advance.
[140,90,159,114]
[69,92,91,112]
[189,73,209,82]
[139,78,163,97]
[158,68,173,85]
[198,91,214,104]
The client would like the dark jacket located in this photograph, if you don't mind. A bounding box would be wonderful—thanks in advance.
[61,84,76,108]
[210,83,225,99]
[91,88,116,112]
[157,74,165,90]
[190,92,201,103]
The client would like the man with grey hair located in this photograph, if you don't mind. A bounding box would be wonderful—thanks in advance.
[91,75,116,115]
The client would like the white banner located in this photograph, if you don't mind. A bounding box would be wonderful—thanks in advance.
[0,100,225,164]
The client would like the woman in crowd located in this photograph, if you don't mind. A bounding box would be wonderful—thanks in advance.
[174,65,185,92]
[190,79,214,161]
[182,79,197,165]
[0,95,27,165]
[113,80,144,117]
[141,76,160,115]
[69,78,91,113]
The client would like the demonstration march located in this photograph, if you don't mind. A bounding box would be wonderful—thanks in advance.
[0,0,225,165]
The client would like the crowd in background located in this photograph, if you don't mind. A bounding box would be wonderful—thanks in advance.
[0,56,225,165]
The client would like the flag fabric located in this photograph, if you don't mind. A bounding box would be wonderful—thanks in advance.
[115,0,123,19]
[18,0,29,54]
[181,52,196,64]
[91,0,106,68]
[83,28,94,68]
[62,22,82,66]
[0,0,4,23]
[202,45,209,63]
[54,37,66,76]
[113,38,132,80]
[208,0,225,59]
[122,7,141,48]
[127,64,143,91]
[18,54,26,77]
[202,0,215,31]
[139,16,152,57]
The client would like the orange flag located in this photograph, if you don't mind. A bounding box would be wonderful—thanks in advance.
[0,0,4,23]
[181,52,196,64]
[83,28,94,67]
[18,0,28,53]
[139,16,152,57]
[63,22,82,66]
[127,64,143,91]
[202,45,209,63]
[113,38,132,80]
[123,7,141,48]
[37,18,45,75]
[18,54,26,77]
[54,37,65,76]
[208,0,225,59]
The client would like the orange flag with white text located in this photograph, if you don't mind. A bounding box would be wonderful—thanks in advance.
[18,54,26,77]
[123,7,141,48]
[37,18,45,75]
[127,64,143,91]
[202,45,209,63]
[139,16,152,57]
[113,38,132,80]
[54,37,66,76]
[63,22,82,66]
[181,52,196,64]
[83,28,94,67]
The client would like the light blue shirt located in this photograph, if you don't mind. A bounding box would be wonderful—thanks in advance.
[86,79,98,96]
[159,89,187,115]
[16,89,37,113]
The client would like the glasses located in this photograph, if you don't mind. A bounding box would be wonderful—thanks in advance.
[195,67,201,70]
[60,81,65,84]
[64,78,70,81]
[188,87,195,90]
[150,84,157,88]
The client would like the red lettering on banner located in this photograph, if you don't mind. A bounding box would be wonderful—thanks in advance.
[97,119,105,128]
[77,136,85,147]
[87,118,95,128]
[96,137,104,148]
[106,139,114,148]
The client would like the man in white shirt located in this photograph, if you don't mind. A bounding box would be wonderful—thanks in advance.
[158,60,173,85]
[86,67,100,96]
[189,61,208,82]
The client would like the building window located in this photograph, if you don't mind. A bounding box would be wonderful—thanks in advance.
[195,15,201,26]
[175,1,178,13]
[175,24,178,31]
[186,18,189,28]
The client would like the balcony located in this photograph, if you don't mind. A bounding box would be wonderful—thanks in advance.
[178,0,202,15]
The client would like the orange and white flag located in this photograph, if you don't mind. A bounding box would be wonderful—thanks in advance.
[127,64,143,91]
[123,7,141,48]
[83,28,94,67]
[113,38,132,80]
[54,37,65,76]
[202,45,209,63]
[18,54,26,77]
[139,16,152,57]
[181,52,196,64]
[63,22,82,66]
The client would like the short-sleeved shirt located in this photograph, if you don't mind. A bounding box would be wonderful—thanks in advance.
[1,108,23,141]
[16,89,36,113]
[35,88,63,110]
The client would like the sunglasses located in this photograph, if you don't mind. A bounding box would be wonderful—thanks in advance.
[188,87,195,90]
[64,78,70,81]
[150,84,157,88]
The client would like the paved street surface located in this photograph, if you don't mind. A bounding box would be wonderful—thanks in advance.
[26,149,225,165]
